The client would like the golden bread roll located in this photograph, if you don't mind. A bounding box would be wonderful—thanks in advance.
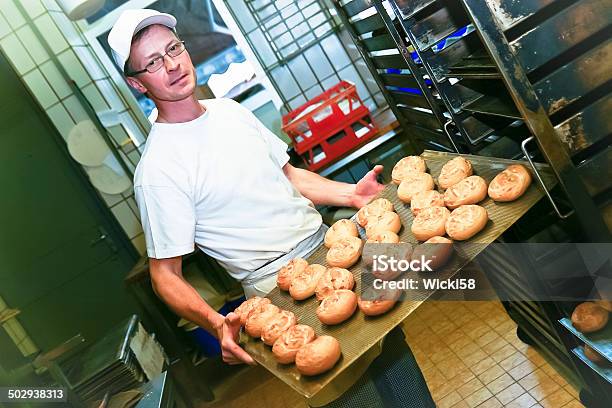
[438,157,473,189]
[357,198,394,227]
[272,324,316,364]
[261,310,297,345]
[289,264,327,300]
[358,287,401,316]
[488,164,532,202]
[571,302,609,333]
[316,289,358,325]
[324,219,358,248]
[584,345,610,366]
[595,300,612,312]
[315,267,355,300]
[295,336,341,376]
[411,206,450,241]
[277,258,308,291]
[411,190,444,216]
[397,173,435,203]
[445,205,488,241]
[411,236,453,271]
[444,175,488,209]
[235,297,271,326]
[365,211,401,238]
[245,303,280,338]
[326,236,363,268]
[392,156,427,184]
[366,230,400,244]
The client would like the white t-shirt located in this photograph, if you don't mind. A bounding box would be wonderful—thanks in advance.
[134,98,322,281]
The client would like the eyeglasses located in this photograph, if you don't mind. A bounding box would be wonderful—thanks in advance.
[126,40,186,76]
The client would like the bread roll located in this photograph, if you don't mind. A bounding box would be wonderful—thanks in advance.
[444,175,488,209]
[595,300,612,312]
[366,231,400,244]
[261,310,297,345]
[272,324,316,364]
[358,287,401,316]
[365,211,401,238]
[317,289,358,325]
[584,345,610,366]
[315,267,355,300]
[295,336,341,376]
[411,190,444,216]
[392,156,427,184]
[571,302,609,333]
[411,236,453,271]
[324,219,358,248]
[445,205,488,241]
[488,164,532,202]
[411,206,450,241]
[235,297,271,326]
[245,303,280,338]
[397,173,435,203]
[326,236,363,268]
[277,258,308,291]
[357,198,394,227]
[438,157,473,189]
[290,264,327,300]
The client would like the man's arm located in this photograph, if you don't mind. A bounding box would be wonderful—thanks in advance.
[149,257,255,365]
[283,163,385,208]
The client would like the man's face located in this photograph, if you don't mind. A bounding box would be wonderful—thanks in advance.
[126,25,197,102]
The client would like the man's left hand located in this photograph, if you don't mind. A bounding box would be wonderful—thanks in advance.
[352,165,385,209]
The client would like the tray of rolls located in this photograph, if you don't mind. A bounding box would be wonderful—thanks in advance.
[238,150,557,399]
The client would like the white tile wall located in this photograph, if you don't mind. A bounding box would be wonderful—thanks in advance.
[22,0,46,19]
[45,102,75,141]
[39,59,72,99]
[63,95,90,123]
[127,150,140,169]
[107,124,130,146]
[16,25,49,64]
[126,197,140,220]
[0,11,13,39]
[131,234,147,256]
[118,111,146,146]
[99,191,123,207]
[73,46,107,80]
[33,13,68,54]
[338,64,368,101]
[57,48,90,88]
[111,201,143,239]
[40,0,61,11]
[0,0,26,30]
[47,10,86,46]
[0,34,36,74]
[23,69,58,108]
[81,81,110,112]
[95,79,127,112]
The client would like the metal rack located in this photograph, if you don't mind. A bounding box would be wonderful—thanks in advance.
[333,0,611,404]
[333,0,460,154]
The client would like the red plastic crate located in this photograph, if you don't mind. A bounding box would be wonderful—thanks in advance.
[282,81,378,172]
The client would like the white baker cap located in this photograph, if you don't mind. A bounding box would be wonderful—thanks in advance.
[107,9,177,72]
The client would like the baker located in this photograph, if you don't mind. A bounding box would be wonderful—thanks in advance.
[108,9,434,407]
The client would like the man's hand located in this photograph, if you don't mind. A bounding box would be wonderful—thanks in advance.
[352,165,385,208]
[214,312,256,365]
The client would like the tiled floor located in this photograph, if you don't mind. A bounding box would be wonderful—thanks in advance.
[403,301,583,408]
[196,301,584,407]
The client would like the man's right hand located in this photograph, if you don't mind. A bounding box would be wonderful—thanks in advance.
[214,312,256,366]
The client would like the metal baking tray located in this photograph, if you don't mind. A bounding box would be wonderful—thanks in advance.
[242,150,556,399]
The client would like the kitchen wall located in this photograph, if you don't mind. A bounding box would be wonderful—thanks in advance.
[0,0,150,256]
